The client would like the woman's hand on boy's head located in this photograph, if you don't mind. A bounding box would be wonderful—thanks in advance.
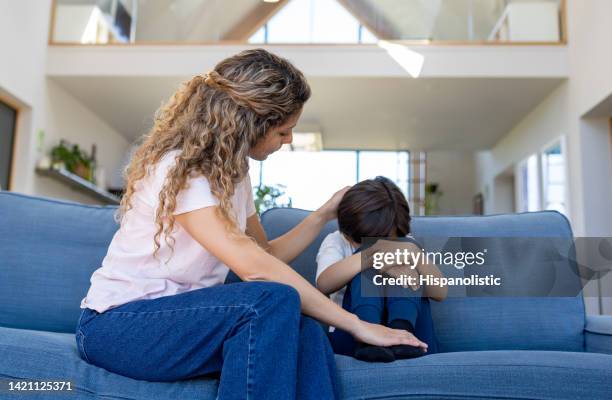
[316,186,351,222]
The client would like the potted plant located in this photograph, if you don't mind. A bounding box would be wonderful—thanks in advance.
[425,183,443,215]
[253,184,292,215]
[50,141,93,181]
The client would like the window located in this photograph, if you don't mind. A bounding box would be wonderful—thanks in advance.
[541,141,567,215]
[249,150,410,211]
[249,0,378,44]
[357,151,409,195]
[518,154,541,212]
[516,137,567,216]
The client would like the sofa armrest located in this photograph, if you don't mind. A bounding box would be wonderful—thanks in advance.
[585,315,612,354]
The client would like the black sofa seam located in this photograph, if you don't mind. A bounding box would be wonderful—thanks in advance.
[585,329,612,337]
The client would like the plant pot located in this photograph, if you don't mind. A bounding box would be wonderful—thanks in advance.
[73,163,91,181]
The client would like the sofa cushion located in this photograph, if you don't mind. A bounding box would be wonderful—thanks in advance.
[0,192,117,333]
[2,326,611,400]
[0,326,218,399]
[335,350,612,400]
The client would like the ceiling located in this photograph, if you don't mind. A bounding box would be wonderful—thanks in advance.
[50,75,564,151]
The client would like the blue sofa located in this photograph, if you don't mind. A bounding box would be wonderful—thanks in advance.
[1,191,611,399]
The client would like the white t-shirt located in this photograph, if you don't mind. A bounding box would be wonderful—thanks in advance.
[80,150,256,313]
[315,231,357,313]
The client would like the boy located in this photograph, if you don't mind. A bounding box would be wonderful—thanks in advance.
[316,176,447,362]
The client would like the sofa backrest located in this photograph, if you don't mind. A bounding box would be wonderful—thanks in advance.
[0,192,119,333]
[0,192,585,353]
[258,207,586,353]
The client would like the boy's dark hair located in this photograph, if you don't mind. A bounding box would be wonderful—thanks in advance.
[337,176,411,244]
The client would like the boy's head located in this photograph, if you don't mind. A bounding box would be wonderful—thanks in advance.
[337,176,411,244]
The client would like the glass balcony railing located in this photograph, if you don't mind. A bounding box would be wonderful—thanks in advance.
[49,0,566,45]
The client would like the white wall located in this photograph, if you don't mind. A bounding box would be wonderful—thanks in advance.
[475,0,612,235]
[568,0,612,117]
[493,172,514,214]
[0,0,50,196]
[565,0,612,239]
[0,0,49,105]
[37,80,130,203]
[0,0,129,204]
[475,82,569,214]
[47,44,568,79]
[476,0,612,314]
[427,151,476,215]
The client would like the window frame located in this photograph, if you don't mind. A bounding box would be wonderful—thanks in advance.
[515,135,569,218]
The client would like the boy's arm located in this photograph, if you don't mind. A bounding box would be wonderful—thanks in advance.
[404,238,447,301]
[316,252,362,295]
[379,239,448,302]
[415,260,448,301]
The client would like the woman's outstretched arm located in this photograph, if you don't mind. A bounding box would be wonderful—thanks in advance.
[176,206,428,350]
[246,187,350,264]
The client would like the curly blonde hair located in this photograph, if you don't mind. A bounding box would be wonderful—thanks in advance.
[117,49,310,261]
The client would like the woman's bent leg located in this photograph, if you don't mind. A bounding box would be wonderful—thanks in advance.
[76,281,302,400]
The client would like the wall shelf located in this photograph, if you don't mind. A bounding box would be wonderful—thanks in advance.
[35,167,120,205]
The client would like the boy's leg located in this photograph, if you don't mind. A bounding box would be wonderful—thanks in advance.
[385,282,422,327]
[346,268,395,362]
[327,327,356,356]
[76,281,324,400]
[328,267,385,354]
[385,284,439,355]
[327,281,357,356]
[412,298,440,354]
[349,267,385,324]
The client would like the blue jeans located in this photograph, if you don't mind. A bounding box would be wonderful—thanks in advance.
[328,268,440,356]
[75,281,339,400]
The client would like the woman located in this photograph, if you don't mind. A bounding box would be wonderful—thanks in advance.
[75,49,420,400]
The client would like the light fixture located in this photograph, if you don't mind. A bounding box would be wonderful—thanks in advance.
[263,0,280,3]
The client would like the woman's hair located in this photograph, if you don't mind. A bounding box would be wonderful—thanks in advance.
[337,176,411,244]
[117,49,310,260]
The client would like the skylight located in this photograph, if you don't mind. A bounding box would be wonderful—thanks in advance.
[249,0,378,44]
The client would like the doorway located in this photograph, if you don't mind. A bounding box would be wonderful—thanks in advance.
[493,167,516,214]
[0,100,17,190]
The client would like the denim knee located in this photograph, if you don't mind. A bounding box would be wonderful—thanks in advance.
[252,281,301,315]
[300,315,325,336]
